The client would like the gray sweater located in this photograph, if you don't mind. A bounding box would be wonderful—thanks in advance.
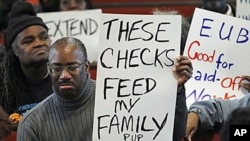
[17,79,96,141]
[189,94,250,131]
[17,77,187,141]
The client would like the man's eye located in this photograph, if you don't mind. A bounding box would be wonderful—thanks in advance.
[52,66,62,72]
[40,33,49,40]
[22,39,33,45]
[68,65,78,71]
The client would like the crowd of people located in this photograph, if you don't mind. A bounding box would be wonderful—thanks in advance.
[1,0,250,141]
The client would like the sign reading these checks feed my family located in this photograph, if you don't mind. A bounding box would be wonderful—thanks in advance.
[184,8,250,107]
[236,0,250,20]
[38,10,101,65]
[93,13,181,141]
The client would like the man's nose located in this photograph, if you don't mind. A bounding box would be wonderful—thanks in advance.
[59,68,72,79]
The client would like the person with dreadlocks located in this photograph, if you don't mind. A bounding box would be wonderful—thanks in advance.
[0,1,53,129]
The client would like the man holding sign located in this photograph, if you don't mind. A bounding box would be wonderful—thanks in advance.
[16,34,192,141]
[185,75,250,141]
[184,6,250,141]
[152,9,192,141]
[93,13,193,141]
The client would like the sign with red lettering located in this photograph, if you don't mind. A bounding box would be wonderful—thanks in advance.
[184,8,250,107]
[38,9,101,67]
[93,13,181,141]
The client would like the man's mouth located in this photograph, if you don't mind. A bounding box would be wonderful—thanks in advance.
[59,83,74,89]
[34,48,48,54]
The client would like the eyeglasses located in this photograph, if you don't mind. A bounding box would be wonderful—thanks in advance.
[48,62,85,75]
[61,0,85,5]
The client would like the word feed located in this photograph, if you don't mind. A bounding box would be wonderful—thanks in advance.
[94,14,180,141]
[103,78,156,100]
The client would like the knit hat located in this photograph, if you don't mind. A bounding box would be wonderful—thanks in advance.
[6,1,48,47]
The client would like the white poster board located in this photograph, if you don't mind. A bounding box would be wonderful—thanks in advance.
[93,13,181,141]
[236,0,250,20]
[38,9,102,65]
[184,8,250,107]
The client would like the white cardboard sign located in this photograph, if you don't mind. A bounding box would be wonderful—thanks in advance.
[93,13,181,141]
[184,8,250,107]
[38,9,102,64]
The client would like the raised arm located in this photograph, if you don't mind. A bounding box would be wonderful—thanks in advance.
[185,94,250,141]
[173,55,193,141]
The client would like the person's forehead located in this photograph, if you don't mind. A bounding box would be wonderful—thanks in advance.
[18,25,47,38]
[49,46,83,64]
[56,44,75,52]
[53,44,83,57]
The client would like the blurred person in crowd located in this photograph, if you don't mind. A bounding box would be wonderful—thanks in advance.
[38,0,93,12]
[188,0,236,23]
[0,0,19,46]
[0,0,19,32]
[38,0,60,12]
[185,75,250,141]
[59,0,93,11]
[200,0,235,17]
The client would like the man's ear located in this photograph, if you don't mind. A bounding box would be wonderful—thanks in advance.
[12,47,19,57]
[85,60,91,73]
[11,38,19,57]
